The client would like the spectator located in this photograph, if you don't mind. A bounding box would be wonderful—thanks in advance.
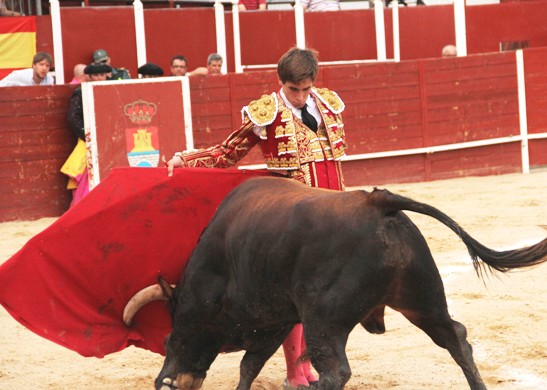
[166,47,349,389]
[170,55,189,77]
[138,62,164,78]
[0,52,54,86]
[188,53,223,76]
[442,44,458,57]
[92,48,131,80]
[301,0,340,12]
[62,62,112,207]
[0,0,21,16]
[238,0,266,11]
[68,64,89,85]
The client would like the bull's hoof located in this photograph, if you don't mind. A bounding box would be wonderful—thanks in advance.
[283,378,313,390]
[158,377,178,389]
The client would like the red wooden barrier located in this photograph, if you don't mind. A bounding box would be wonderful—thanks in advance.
[1,48,546,222]
[0,85,75,221]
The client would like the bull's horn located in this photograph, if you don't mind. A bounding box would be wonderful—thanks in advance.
[123,284,167,326]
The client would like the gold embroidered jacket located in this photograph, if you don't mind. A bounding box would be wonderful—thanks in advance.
[179,87,347,173]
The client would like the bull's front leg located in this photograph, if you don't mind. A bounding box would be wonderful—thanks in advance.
[236,326,293,390]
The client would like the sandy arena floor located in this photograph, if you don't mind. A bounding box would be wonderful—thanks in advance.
[1,170,546,389]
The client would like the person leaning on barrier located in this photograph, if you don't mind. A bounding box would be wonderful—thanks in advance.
[68,63,89,85]
[0,52,54,86]
[442,44,457,57]
[62,62,112,208]
[138,62,164,78]
[188,53,223,76]
[166,46,349,390]
[170,55,188,77]
[238,0,266,11]
[92,48,131,80]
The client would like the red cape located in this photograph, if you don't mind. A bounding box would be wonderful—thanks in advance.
[0,167,268,357]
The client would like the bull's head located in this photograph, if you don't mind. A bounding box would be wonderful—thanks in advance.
[124,278,207,389]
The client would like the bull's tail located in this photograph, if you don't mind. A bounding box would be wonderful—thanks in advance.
[368,188,547,276]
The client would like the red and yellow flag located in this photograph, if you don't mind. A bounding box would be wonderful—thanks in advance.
[0,16,36,80]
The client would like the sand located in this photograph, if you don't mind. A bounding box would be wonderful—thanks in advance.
[1,170,546,389]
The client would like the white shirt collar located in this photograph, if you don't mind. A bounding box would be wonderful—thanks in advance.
[279,88,321,123]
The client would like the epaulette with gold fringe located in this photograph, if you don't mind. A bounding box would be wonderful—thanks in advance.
[242,93,278,126]
[312,87,345,114]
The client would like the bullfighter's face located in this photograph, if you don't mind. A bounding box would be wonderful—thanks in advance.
[280,78,313,109]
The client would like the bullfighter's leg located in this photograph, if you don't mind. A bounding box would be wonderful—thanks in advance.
[301,324,352,390]
[283,324,313,387]
[236,326,293,390]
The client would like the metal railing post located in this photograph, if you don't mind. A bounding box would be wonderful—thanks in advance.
[50,0,64,84]
[374,0,386,61]
[214,0,228,74]
[392,4,400,62]
[515,49,529,174]
[294,0,306,49]
[454,0,467,56]
[133,0,147,68]
[232,0,243,73]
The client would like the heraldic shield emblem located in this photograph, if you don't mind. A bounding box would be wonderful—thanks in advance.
[124,100,160,167]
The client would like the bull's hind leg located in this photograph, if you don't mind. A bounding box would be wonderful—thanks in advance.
[386,215,487,390]
[390,255,487,390]
[401,309,486,390]
[393,272,486,389]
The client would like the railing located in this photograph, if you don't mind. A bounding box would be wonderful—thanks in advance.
[45,0,469,83]
[11,0,414,16]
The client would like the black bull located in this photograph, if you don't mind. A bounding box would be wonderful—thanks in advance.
[124,177,547,390]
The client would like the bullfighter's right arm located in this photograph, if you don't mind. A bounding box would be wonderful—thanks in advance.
[176,119,260,169]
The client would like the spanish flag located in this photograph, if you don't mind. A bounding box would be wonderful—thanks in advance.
[0,17,36,80]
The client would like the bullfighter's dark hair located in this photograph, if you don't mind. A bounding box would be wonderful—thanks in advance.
[277,47,319,84]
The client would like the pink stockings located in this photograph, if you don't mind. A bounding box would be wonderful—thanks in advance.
[282,324,318,387]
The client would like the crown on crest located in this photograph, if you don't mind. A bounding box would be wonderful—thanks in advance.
[124,100,157,124]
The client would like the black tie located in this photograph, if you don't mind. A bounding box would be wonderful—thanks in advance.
[301,104,318,132]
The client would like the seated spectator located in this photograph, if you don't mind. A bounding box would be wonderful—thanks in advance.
[0,52,54,86]
[189,53,223,76]
[69,64,89,85]
[62,62,112,207]
[138,62,164,78]
[93,48,131,80]
[170,55,188,76]
[301,0,340,12]
[386,0,426,6]
[0,0,21,16]
[442,44,457,57]
[238,0,266,11]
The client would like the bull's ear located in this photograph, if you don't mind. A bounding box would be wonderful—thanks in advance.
[158,276,175,299]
